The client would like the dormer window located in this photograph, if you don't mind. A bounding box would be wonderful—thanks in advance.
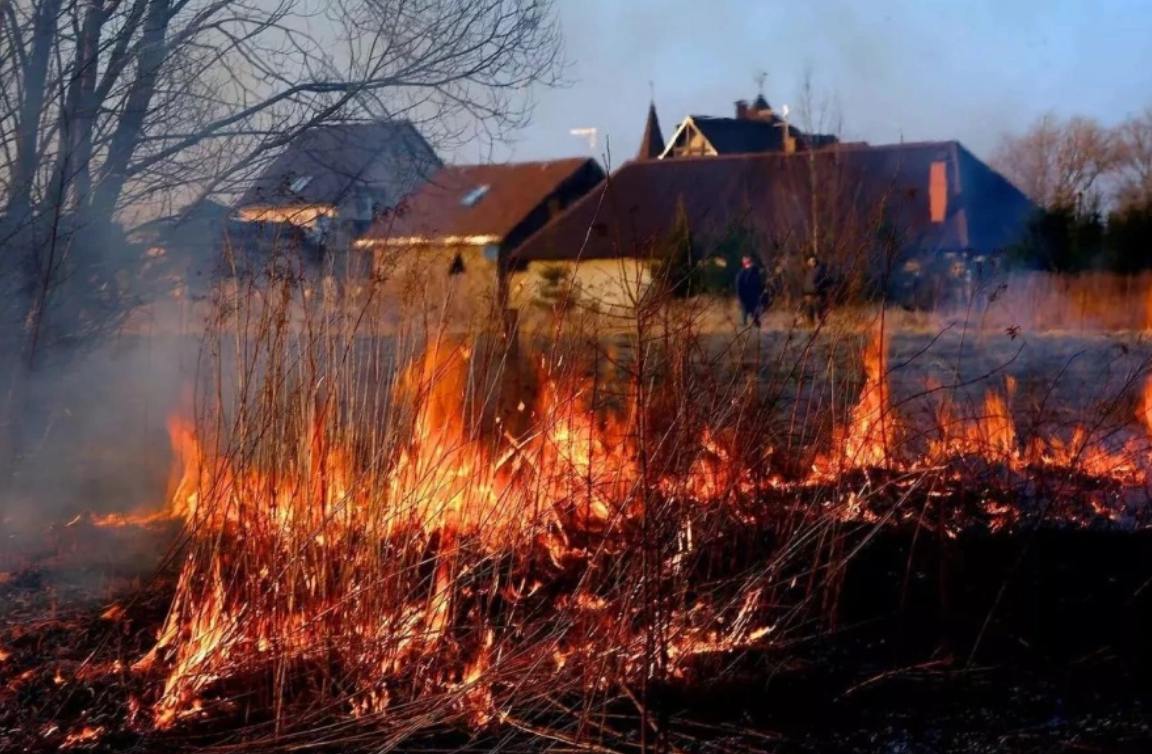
[461,185,490,207]
[289,175,313,193]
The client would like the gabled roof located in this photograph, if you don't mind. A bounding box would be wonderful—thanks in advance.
[661,115,838,158]
[512,142,1035,263]
[679,115,787,155]
[359,158,605,246]
[236,121,440,209]
[637,103,665,160]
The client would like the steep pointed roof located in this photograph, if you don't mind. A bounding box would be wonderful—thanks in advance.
[637,102,665,161]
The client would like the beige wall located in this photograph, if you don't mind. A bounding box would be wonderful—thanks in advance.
[509,258,654,322]
[368,243,500,328]
[129,250,666,336]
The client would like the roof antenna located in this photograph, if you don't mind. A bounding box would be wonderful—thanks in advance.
[648,79,656,103]
[570,127,598,150]
[755,70,768,97]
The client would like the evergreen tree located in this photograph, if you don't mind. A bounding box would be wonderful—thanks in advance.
[652,198,701,297]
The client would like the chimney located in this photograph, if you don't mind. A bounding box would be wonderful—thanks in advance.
[750,93,773,120]
[735,99,749,120]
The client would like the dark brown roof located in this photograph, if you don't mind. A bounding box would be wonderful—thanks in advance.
[637,103,665,160]
[512,142,1035,263]
[361,158,605,245]
[236,121,440,209]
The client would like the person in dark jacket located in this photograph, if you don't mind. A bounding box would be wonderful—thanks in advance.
[802,255,831,326]
[736,255,764,327]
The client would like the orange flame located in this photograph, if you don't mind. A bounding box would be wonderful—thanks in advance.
[815,326,897,475]
[125,334,1152,729]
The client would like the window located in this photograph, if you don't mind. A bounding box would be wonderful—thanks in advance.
[449,253,466,276]
[289,175,313,193]
[460,185,490,207]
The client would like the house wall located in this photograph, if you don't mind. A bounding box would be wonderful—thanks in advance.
[370,243,500,327]
[236,203,334,228]
[953,144,1035,252]
[509,258,654,322]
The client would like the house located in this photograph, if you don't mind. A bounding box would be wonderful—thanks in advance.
[355,157,605,321]
[508,141,1035,312]
[234,121,441,244]
[660,94,838,158]
[132,199,323,301]
[134,121,438,296]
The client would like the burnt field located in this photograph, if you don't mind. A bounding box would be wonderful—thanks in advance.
[2,319,1152,753]
[2,482,1149,753]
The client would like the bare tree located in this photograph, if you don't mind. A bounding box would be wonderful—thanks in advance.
[0,0,562,506]
[1114,107,1152,211]
[991,113,1118,213]
[0,0,562,366]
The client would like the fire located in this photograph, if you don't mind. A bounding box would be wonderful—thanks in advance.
[533,368,639,526]
[931,378,1018,463]
[141,338,756,728]
[106,332,1152,733]
[385,340,516,541]
[842,327,894,468]
[60,725,104,749]
[91,414,201,528]
[815,327,897,475]
[979,380,1018,459]
[165,415,202,521]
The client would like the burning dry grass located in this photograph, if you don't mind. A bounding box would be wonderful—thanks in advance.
[116,325,1152,742]
[133,337,803,741]
[7,269,1152,752]
[934,269,1152,333]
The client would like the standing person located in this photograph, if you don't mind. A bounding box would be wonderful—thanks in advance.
[736,255,764,328]
[802,254,830,326]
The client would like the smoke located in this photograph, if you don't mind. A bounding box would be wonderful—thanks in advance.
[1,321,197,529]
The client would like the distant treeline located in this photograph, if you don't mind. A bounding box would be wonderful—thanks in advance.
[1011,203,1152,273]
[993,109,1152,273]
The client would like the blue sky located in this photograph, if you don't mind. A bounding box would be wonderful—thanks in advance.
[479,0,1152,166]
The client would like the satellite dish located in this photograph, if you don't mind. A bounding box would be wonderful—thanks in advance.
[781,104,790,119]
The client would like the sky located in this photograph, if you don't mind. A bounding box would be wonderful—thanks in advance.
[476,0,1152,167]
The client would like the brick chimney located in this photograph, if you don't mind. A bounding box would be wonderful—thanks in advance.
[735,99,749,120]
